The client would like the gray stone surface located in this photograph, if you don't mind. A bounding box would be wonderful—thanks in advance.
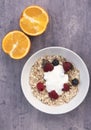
[0,0,91,130]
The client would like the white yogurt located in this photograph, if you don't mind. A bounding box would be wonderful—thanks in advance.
[44,65,68,95]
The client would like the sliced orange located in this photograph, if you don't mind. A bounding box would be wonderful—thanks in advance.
[19,5,49,36]
[2,30,31,59]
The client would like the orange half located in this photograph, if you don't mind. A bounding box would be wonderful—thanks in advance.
[19,5,49,36]
[2,30,31,59]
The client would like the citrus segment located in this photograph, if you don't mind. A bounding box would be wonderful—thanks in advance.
[19,5,49,36]
[2,30,31,59]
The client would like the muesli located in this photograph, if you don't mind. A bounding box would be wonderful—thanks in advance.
[29,55,80,106]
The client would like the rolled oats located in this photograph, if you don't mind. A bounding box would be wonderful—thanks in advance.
[29,55,80,106]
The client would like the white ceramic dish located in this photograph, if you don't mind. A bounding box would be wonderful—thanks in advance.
[21,47,90,114]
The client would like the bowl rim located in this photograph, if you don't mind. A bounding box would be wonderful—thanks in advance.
[21,46,90,114]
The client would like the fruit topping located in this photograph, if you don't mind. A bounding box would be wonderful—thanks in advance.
[52,59,59,66]
[49,90,59,99]
[62,83,70,91]
[71,78,79,86]
[43,62,54,72]
[63,62,73,72]
[37,82,45,91]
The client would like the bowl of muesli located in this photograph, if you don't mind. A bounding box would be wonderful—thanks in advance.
[21,47,90,114]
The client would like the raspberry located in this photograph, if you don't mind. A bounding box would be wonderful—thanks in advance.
[37,82,45,91]
[43,63,54,72]
[62,83,70,91]
[63,62,73,72]
[49,90,59,99]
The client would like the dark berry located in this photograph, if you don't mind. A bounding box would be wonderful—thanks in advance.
[52,59,59,66]
[62,83,70,91]
[42,59,49,67]
[72,78,79,86]
[49,90,59,99]
[43,63,54,72]
[37,82,45,91]
[63,62,73,72]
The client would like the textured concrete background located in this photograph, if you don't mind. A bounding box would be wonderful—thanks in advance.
[0,0,91,130]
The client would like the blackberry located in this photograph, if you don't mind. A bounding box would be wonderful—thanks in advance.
[72,78,79,86]
[52,59,59,66]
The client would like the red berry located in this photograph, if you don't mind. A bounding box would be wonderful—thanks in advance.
[62,83,70,91]
[63,62,73,72]
[49,90,59,99]
[43,63,54,72]
[37,82,45,91]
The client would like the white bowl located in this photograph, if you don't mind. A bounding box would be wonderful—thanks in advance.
[21,47,90,114]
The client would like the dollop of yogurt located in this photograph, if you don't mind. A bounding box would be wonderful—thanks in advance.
[44,65,68,95]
